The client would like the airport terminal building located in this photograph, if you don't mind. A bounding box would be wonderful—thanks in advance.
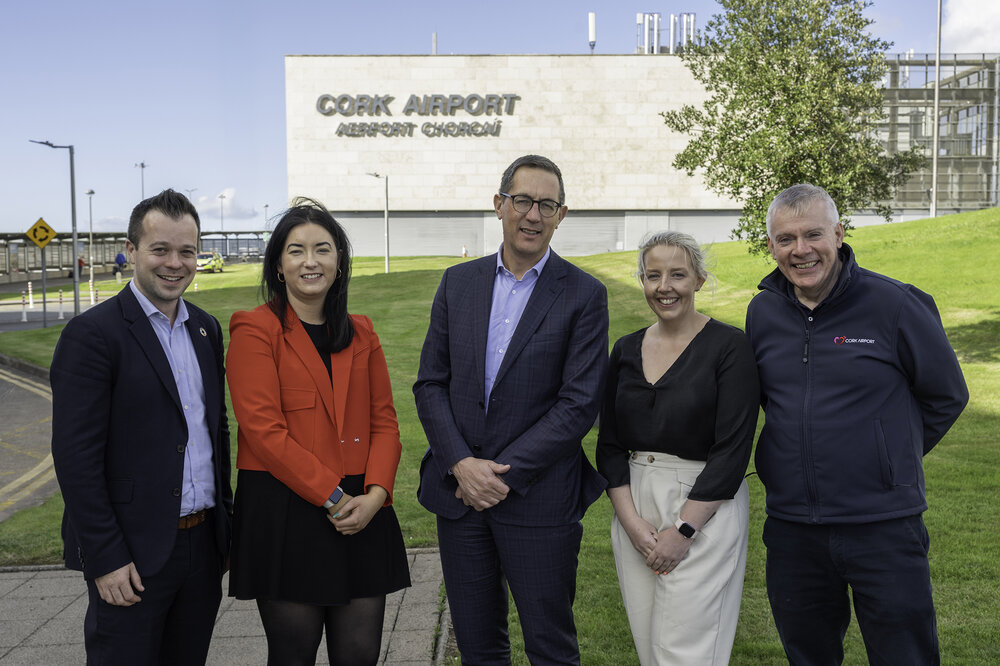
[285,51,999,257]
[2,48,996,280]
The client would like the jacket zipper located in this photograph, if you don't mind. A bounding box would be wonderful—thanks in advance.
[801,314,819,522]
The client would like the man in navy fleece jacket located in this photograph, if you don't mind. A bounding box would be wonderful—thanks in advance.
[746,183,968,666]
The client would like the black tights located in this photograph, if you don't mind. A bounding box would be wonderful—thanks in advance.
[256,595,386,666]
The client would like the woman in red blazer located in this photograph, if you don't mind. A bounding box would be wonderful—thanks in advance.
[226,199,409,666]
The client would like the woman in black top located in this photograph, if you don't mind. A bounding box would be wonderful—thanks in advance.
[597,230,759,665]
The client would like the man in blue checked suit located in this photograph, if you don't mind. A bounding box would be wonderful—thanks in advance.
[414,155,609,665]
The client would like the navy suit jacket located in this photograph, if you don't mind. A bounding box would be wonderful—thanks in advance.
[413,251,608,526]
[50,284,232,580]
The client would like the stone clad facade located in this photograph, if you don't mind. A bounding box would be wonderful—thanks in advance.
[285,54,740,256]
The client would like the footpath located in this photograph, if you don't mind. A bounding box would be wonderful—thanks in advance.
[0,554,448,665]
[0,349,453,665]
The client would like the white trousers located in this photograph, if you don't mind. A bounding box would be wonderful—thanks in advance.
[611,452,749,666]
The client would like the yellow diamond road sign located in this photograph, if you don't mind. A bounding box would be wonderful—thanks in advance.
[26,218,57,249]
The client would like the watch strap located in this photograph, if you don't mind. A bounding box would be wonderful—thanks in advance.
[322,486,345,509]
[674,518,697,539]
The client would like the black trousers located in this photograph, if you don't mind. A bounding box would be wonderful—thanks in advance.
[83,513,224,665]
[764,515,939,666]
[437,512,583,666]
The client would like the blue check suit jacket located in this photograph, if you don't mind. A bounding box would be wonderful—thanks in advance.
[413,251,608,526]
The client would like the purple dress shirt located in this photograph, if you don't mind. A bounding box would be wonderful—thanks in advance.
[128,280,216,516]
[484,245,551,408]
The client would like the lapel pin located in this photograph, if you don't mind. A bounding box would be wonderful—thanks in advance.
[199,327,207,337]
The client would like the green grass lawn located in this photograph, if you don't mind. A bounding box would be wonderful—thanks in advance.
[1,210,998,664]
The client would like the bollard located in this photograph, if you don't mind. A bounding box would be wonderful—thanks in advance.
[21,291,27,322]
[89,279,95,305]
[58,289,65,320]
[28,281,34,309]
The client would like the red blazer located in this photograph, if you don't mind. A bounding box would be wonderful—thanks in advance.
[226,305,401,505]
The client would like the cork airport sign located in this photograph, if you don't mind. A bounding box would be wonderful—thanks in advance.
[316,93,520,138]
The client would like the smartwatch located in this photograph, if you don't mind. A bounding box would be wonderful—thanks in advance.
[323,486,344,509]
[674,518,697,539]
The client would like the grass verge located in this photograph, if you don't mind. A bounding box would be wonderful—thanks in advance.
[1,211,998,663]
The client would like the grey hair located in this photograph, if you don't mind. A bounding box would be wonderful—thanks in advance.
[765,184,840,239]
[636,230,709,282]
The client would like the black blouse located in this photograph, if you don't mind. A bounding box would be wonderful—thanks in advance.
[301,320,332,379]
[596,319,760,501]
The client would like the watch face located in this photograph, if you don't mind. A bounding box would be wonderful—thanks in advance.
[678,522,696,538]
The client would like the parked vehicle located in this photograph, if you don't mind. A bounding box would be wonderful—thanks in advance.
[196,251,224,273]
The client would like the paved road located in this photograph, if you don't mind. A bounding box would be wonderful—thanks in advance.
[0,362,57,523]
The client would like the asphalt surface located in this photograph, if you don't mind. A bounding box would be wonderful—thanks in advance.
[0,343,453,664]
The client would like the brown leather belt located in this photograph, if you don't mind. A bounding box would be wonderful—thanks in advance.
[178,508,210,529]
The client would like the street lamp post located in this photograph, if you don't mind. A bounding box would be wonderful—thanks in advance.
[366,172,390,274]
[218,193,227,257]
[134,161,148,199]
[30,139,81,316]
[930,0,943,218]
[264,203,269,227]
[86,189,95,304]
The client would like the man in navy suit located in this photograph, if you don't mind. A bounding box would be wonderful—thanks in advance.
[414,155,609,665]
[51,189,231,664]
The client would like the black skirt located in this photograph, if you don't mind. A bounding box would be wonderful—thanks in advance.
[229,470,411,605]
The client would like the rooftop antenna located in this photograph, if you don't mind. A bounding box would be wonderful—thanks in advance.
[588,12,596,54]
[432,32,437,55]
[636,12,661,54]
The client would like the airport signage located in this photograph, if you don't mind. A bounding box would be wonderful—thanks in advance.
[316,93,520,138]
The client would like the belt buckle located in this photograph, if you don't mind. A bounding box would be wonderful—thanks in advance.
[178,508,208,530]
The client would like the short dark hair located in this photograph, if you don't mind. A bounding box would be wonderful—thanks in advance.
[128,189,201,246]
[498,155,565,204]
[261,198,354,353]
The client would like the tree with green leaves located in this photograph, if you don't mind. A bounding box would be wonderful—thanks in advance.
[663,0,923,254]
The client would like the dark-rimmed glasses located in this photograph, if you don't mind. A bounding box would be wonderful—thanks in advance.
[499,192,562,218]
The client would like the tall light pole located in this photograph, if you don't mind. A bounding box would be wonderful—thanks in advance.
[86,189,95,304]
[218,193,227,257]
[366,172,390,273]
[30,139,81,316]
[263,203,269,227]
[930,0,943,217]
[134,161,148,199]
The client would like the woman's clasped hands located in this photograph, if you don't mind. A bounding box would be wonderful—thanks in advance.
[326,486,388,535]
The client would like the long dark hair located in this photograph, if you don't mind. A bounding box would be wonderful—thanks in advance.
[261,198,354,352]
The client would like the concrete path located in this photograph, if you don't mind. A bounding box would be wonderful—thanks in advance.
[0,550,451,665]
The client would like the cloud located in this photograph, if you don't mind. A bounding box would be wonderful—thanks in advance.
[94,216,128,234]
[943,0,1000,53]
[193,187,259,221]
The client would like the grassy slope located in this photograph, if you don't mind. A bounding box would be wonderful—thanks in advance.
[1,211,998,663]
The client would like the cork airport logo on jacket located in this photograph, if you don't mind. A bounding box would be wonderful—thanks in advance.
[833,335,876,345]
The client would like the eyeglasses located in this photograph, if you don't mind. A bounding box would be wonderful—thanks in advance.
[499,192,562,218]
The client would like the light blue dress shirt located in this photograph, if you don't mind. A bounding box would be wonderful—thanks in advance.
[484,245,551,409]
[128,280,215,516]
